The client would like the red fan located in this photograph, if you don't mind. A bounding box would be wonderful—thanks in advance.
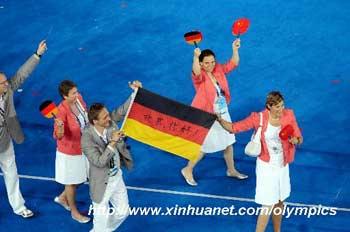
[279,124,294,140]
[232,18,250,37]
[39,100,58,119]
[184,31,203,48]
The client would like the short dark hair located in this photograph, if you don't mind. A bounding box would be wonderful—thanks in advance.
[58,80,77,99]
[88,103,105,124]
[199,49,216,62]
[265,91,284,109]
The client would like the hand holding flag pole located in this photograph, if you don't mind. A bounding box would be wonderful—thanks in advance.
[121,80,143,131]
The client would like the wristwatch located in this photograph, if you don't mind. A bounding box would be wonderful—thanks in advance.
[35,52,42,58]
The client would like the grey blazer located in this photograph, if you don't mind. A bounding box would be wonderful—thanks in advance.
[82,97,133,203]
[0,55,40,152]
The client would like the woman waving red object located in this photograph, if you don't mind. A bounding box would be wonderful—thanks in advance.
[232,18,250,37]
[180,38,248,186]
[218,91,303,232]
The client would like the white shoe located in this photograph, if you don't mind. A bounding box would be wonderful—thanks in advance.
[226,170,248,180]
[72,214,91,223]
[16,208,34,218]
[181,168,198,186]
[54,196,71,211]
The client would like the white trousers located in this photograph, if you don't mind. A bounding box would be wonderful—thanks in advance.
[0,141,26,214]
[91,171,129,232]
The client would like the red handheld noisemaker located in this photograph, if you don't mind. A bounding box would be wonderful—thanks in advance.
[232,18,250,37]
[279,124,294,140]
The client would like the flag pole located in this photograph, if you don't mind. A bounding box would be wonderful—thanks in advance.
[120,87,139,131]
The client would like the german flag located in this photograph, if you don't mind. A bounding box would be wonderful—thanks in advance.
[39,100,58,119]
[184,31,203,45]
[122,88,216,161]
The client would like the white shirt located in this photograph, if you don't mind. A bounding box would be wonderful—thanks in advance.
[213,83,228,115]
[264,122,284,167]
[0,94,4,108]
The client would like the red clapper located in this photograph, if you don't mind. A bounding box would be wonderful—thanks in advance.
[279,124,294,140]
[232,18,250,38]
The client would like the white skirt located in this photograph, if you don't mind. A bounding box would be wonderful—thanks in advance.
[201,111,236,153]
[55,151,88,185]
[255,158,291,206]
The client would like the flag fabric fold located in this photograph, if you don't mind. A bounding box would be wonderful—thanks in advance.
[121,88,217,161]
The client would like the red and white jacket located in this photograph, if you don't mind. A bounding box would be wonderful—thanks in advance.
[53,94,87,155]
[191,60,237,113]
[231,109,302,166]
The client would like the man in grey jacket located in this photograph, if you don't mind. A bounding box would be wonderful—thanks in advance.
[82,81,141,232]
[0,40,47,218]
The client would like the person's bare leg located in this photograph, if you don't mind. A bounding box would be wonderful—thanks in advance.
[181,152,204,185]
[57,189,68,205]
[65,185,88,221]
[272,201,284,232]
[224,145,235,173]
[224,145,247,179]
[256,205,272,232]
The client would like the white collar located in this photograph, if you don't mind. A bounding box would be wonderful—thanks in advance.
[93,126,107,139]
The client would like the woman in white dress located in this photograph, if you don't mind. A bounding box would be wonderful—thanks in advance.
[181,39,248,186]
[218,91,303,232]
[53,80,90,223]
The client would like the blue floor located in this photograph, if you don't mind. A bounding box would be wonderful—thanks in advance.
[0,0,349,231]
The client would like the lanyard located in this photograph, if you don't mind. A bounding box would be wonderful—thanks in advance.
[73,102,88,129]
[208,74,225,97]
[98,134,116,169]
